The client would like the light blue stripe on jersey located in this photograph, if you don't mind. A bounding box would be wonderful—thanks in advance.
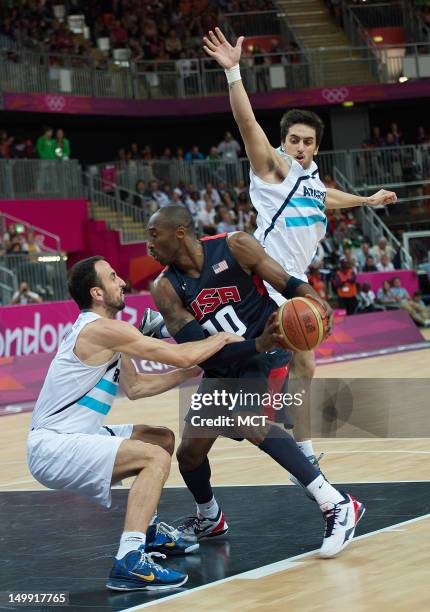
[289,196,325,212]
[95,378,118,396]
[285,214,327,228]
[77,395,112,415]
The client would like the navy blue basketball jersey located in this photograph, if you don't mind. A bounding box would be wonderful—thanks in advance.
[163,233,277,340]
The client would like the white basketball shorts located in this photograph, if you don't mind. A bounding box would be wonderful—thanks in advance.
[27,423,133,508]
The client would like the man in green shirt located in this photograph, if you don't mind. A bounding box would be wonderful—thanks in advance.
[36,126,56,160]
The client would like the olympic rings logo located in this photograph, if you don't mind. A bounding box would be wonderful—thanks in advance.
[321,87,349,103]
[44,95,66,112]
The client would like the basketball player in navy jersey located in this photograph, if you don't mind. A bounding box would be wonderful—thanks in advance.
[146,205,365,558]
[200,27,397,478]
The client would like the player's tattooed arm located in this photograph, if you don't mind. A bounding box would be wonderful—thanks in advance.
[150,276,195,336]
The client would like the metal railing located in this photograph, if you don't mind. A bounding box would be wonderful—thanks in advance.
[333,167,413,269]
[84,172,148,244]
[0,159,84,199]
[92,158,251,194]
[0,212,61,253]
[0,265,17,306]
[3,41,429,99]
[0,253,69,302]
[343,1,407,29]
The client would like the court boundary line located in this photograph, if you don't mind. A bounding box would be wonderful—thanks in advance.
[120,512,430,611]
[1,479,430,492]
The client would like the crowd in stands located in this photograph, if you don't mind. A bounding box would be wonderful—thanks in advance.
[1,0,276,67]
[0,126,71,160]
[0,222,45,256]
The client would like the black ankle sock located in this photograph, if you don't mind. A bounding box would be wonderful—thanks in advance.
[259,426,319,487]
[179,457,213,504]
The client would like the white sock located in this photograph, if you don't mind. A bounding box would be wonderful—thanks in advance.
[197,496,219,519]
[116,531,146,559]
[297,440,315,458]
[306,475,344,507]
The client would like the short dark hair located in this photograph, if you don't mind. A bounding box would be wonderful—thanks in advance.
[280,109,325,146]
[68,256,105,310]
[153,205,195,234]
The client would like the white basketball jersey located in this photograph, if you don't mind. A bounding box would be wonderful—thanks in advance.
[251,149,327,281]
[31,311,121,434]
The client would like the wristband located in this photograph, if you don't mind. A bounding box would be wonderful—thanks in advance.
[225,64,241,85]
[281,276,307,300]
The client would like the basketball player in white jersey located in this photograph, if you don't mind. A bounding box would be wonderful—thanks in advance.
[199,27,397,479]
[27,255,243,591]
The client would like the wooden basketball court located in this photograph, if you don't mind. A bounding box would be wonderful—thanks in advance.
[1,336,429,611]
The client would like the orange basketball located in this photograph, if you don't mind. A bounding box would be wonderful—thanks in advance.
[277,297,326,352]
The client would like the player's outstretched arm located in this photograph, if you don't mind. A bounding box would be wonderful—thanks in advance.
[228,231,333,332]
[203,27,277,179]
[86,317,236,369]
[326,187,397,209]
[120,354,201,400]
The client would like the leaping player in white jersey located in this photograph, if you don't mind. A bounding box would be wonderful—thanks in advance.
[141,28,397,483]
[201,27,397,477]
[27,255,243,592]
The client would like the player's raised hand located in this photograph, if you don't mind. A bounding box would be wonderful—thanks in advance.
[203,27,244,69]
[366,189,397,207]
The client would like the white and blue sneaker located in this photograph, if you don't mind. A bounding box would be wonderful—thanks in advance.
[146,521,199,555]
[319,492,366,558]
[106,547,188,591]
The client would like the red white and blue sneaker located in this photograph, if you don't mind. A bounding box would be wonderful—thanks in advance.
[319,493,366,558]
[176,509,229,541]
[106,547,188,591]
[146,521,199,556]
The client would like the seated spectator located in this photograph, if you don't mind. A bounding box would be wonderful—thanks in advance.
[308,265,328,300]
[0,130,14,158]
[377,280,397,308]
[216,207,237,233]
[185,145,204,161]
[376,253,395,272]
[185,190,205,218]
[355,240,371,270]
[145,180,170,208]
[356,282,383,313]
[363,255,378,272]
[196,196,217,235]
[23,229,42,254]
[333,220,352,246]
[391,278,430,327]
[11,281,43,305]
[234,179,248,198]
[332,258,358,315]
[322,174,338,190]
[200,182,221,206]
[372,237,394,265]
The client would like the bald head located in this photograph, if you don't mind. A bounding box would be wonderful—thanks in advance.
[147,205,197,266]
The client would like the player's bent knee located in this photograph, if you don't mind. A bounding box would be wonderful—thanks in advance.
[176,443,205,472]
[160,428,175,456]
